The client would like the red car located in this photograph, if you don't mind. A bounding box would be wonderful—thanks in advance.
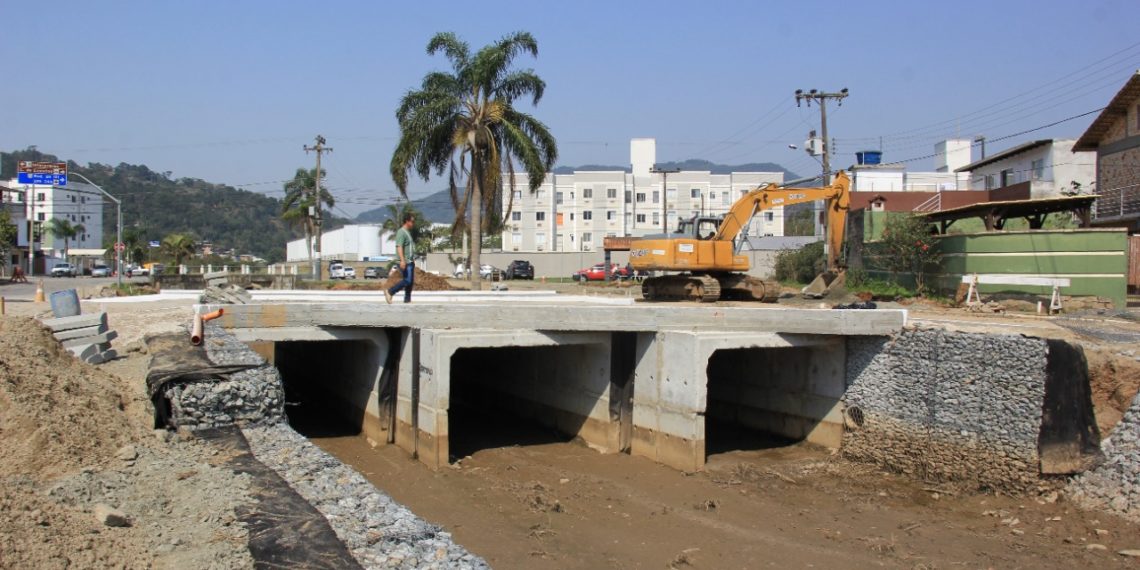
[572,263,625,282]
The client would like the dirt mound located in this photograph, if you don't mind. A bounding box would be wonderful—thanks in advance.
[1085,346,1140,434]
[382,267,457,292]
[0,316,140,478]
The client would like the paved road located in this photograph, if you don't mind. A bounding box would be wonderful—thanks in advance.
[0,275,149,302]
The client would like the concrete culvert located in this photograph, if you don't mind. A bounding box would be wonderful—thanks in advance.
[447,345,609,461]
[274,339,383,438]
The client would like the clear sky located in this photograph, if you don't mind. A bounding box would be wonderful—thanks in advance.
[2,0,1136,217]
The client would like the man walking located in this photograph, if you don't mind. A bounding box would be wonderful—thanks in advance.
[385,213,416,304]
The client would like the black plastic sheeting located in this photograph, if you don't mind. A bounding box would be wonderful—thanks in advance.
[196,427,363,570]
[144,333,258,428]
[1038,339,1104,474]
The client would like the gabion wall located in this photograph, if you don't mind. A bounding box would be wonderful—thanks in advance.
[844,329,1049,491]
[167,323,285,429]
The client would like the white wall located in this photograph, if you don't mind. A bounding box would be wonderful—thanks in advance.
[286,224,396,262]
[967,139,1095,197]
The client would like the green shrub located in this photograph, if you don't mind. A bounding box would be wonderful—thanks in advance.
[774,241,825,284]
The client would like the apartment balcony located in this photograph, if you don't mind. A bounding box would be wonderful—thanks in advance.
[1092,182,1140,224]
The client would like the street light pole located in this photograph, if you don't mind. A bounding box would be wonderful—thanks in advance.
[649,165,680,234]
[68,172,122,287]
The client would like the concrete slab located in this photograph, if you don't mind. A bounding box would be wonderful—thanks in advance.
[42,312,107,332]
[61,330,117,349]
[52,323,109,341]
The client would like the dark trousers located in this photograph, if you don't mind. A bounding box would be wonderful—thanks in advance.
[388,262,414,302]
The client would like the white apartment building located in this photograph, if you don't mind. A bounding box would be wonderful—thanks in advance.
[955,139,1095,197]
[501,139,785,253]
[1,178,105,262]
[286,223,397,262]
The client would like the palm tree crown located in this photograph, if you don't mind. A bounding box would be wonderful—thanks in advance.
[390,31,557,288]
[281,167,334,262]
[45,218,86,260]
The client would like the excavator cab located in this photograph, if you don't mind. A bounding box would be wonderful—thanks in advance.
[676,215,724,240]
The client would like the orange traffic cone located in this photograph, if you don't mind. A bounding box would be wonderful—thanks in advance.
[34,279,45,303]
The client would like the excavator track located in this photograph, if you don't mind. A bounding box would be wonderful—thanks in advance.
[641,274,721,302]
[717,274,782,302]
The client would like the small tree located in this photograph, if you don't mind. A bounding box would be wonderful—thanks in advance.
[873,213,942,294]
[160,233,197,266]
[44,218,86,260]
[0,208,17,272]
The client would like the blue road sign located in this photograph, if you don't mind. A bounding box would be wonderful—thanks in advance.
[17,161,67,185]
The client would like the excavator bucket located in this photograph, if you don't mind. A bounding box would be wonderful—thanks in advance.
[802,271,845,299]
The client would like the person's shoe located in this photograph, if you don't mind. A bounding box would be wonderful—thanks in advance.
[384,291,393,305]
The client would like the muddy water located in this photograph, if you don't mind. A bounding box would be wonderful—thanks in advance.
[302,410,1139,569]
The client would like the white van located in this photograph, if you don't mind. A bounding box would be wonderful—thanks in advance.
[329,263,346,279]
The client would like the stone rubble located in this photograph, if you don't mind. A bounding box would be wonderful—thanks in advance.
[1068,390,1140,522]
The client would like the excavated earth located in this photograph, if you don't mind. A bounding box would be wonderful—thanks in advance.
[2,291,1139,568]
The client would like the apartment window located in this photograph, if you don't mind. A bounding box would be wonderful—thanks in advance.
[536,232,546,247]
[606,210,616,221]
[690,188,700,198]
[569,213,575,221]
[583,188,593,199]
[667,188,676,200]
[570,191,575,200]
[1000,168,1015,187]
[607,188,617,199]
[513,191,522,199]
[536,190,546,201]
[636,192,646,203]
[70,195,76,202]
[556,192,563,205]
[636,214,646,223]
[710,192,717,200]
[536,211,546,221]
[511,211,522,221]
[668,210,677,222]
[81,196,87,203]
[37,212,45,221]
[1031,159,1045,181]
[624,190,632,203]
[583,210,593,220]
[764,212,774,222]
[652,191,660,204]
[37,193,45,201]
[582,232,593,244]
[652,212,660,225]
[512,233,522,245]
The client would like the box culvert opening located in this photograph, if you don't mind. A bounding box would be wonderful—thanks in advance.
[447,344,609,461]
[705,346,841,457]
[275,339,382,438]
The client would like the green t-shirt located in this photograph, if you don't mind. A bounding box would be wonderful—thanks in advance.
[395,227,415,260]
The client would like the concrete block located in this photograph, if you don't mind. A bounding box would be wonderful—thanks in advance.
[85,349,118,365]
[67,342,112,360]
[61,330,117,349]
[42,312,107,333]
[52,323,109,341]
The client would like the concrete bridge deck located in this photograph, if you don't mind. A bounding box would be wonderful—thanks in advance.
[198,293,906,472]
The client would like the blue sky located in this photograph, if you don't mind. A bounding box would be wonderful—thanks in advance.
[2,0,1136,217]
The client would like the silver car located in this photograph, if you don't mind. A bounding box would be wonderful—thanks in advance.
[91,264,111,278]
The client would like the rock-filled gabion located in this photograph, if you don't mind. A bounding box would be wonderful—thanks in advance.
[166,322,285,430]
[844,329,1048,492]
[243,424,490,570]
[1068,392,1140,522]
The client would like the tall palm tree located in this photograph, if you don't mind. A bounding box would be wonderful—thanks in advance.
[160,233,196,266]
[380,203,434,255]
[44,218,86,260]
[390,31,557,289]
[281,167,334,265]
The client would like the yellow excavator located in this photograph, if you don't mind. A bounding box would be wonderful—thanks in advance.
[630,171,851,302]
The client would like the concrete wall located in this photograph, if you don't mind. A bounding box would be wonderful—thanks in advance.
[844,330,1050,491]
[862,228,1128,308]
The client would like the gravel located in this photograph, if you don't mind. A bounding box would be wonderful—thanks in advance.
[171,320,490,569]
[1068,391,1140,522]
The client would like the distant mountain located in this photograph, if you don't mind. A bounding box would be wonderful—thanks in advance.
[355,160,801,224]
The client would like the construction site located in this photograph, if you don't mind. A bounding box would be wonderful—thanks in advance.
[2,271,1140,569]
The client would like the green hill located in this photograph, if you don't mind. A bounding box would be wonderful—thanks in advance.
[1,148,351,263]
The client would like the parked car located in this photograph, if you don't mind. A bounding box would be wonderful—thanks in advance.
[50,263,77,277]
[90,264,111,278]
[329,263,346,279]
[364,266,382,279]
[572,263,612,282]
[478,264,502,280]
[127,265,149,277]
[343,266,356,279]
[504,260,534,280]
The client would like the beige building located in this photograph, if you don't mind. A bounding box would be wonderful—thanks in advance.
[1076,71,1140,228]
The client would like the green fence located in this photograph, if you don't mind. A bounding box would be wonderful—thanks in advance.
[863,228,1128,308]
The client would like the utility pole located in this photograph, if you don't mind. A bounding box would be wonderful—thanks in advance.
[303,135,332,281]
[794,88,849,185]
[649,165,680,234]
[974,135,987,159]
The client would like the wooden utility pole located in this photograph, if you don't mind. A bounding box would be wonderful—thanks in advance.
[794,88,849,185]
[303,135,332,281]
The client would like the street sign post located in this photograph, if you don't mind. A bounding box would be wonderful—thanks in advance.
[17,161,68,185]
